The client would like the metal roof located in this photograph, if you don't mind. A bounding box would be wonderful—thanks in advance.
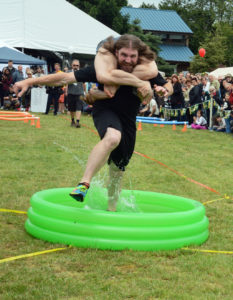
[121,7,193,34]
[0,46,45,65]
[159,45,194,62]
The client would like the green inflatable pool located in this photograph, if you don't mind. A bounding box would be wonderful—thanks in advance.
[25,186,209,251]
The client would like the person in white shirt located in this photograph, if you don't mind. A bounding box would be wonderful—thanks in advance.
[213,114,226,132]
[191,110,207,130]
[139,97,159,117]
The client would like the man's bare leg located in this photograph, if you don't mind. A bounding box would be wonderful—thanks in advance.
[80,128,121,184]
[76,110,81,121]
[108,162,123,211]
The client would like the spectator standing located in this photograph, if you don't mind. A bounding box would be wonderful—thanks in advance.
[58,87,66,114]
[189,77,202,106]
[218,76,225,100]
[63,66,69,109]
[34,66,44,78]
[67,60,84,128]
[209,86,223,107]
[202,77,210,101]
[222,92,232,111]
[45,63,64,115]
[4,60,16,76]
[182,79,193,107]
[188,77,203,124]
[170,74,184,120]
[0,70,4,108]
[209,74,220,91]
[2,69,13,97]
[12,65,24,84]
[24,72,33,111]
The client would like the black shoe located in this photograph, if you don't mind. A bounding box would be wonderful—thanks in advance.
[71,121,75,127]
[76,123,81,128]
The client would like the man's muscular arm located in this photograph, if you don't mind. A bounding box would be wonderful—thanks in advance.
[94,47,157,97]
[14,72,76,97]
[132,58,158,80]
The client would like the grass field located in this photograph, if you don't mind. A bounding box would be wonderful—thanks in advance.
[0,113,233,300]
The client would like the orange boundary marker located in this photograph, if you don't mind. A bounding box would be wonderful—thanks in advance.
[0,111,40,128]
[137,121,142,131]
[0,117,36,121]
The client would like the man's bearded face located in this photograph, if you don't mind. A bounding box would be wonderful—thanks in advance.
[115,47,139,73]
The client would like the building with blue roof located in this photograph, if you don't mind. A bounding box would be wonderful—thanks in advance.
[121,7,194,72]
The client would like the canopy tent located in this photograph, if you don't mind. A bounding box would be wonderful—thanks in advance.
[209,67,233,78]
[0,0,119,55]
[0,42,45,65]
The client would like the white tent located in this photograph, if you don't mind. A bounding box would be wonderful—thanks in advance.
[0,0,119,55]
[209,67,233,78]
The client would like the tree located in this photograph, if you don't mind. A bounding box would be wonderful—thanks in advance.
[140,2,157,9]
[67,0,130,34]
[159,0,216,53]
[216,22,233,66]
[189,25,227,73]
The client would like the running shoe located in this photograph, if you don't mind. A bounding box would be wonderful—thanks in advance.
[69,183,89,202]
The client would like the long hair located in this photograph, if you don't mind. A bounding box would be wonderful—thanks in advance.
[102,34,156,61]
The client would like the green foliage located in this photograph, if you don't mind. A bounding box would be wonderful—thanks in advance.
[140,2,157,9]
[189,25,227,73]
[159,0,216,53]
[128,19,161,53]
[159,0,233,67]
[67,0,129,34]
[217,22,233,66]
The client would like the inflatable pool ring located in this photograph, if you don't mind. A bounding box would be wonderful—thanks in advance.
[25,187,209,251]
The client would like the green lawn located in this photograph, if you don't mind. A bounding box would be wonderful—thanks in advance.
[0,113,233,300]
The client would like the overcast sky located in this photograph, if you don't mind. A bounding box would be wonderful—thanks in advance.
[127,0,162,8]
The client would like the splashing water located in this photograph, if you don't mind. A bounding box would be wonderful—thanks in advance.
[117,193,141,213]
[53,141,140,213]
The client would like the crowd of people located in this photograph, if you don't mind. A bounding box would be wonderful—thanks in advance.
[0,60,44,111]
[0,60,92,127]
[1,59,233,134]
[139,71,233,134]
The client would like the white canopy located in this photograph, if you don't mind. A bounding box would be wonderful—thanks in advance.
[0,0,119,55]
[209,67,233,78]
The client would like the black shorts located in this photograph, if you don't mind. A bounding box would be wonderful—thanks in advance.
[68,94,83,112]
[92,107,136,171]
